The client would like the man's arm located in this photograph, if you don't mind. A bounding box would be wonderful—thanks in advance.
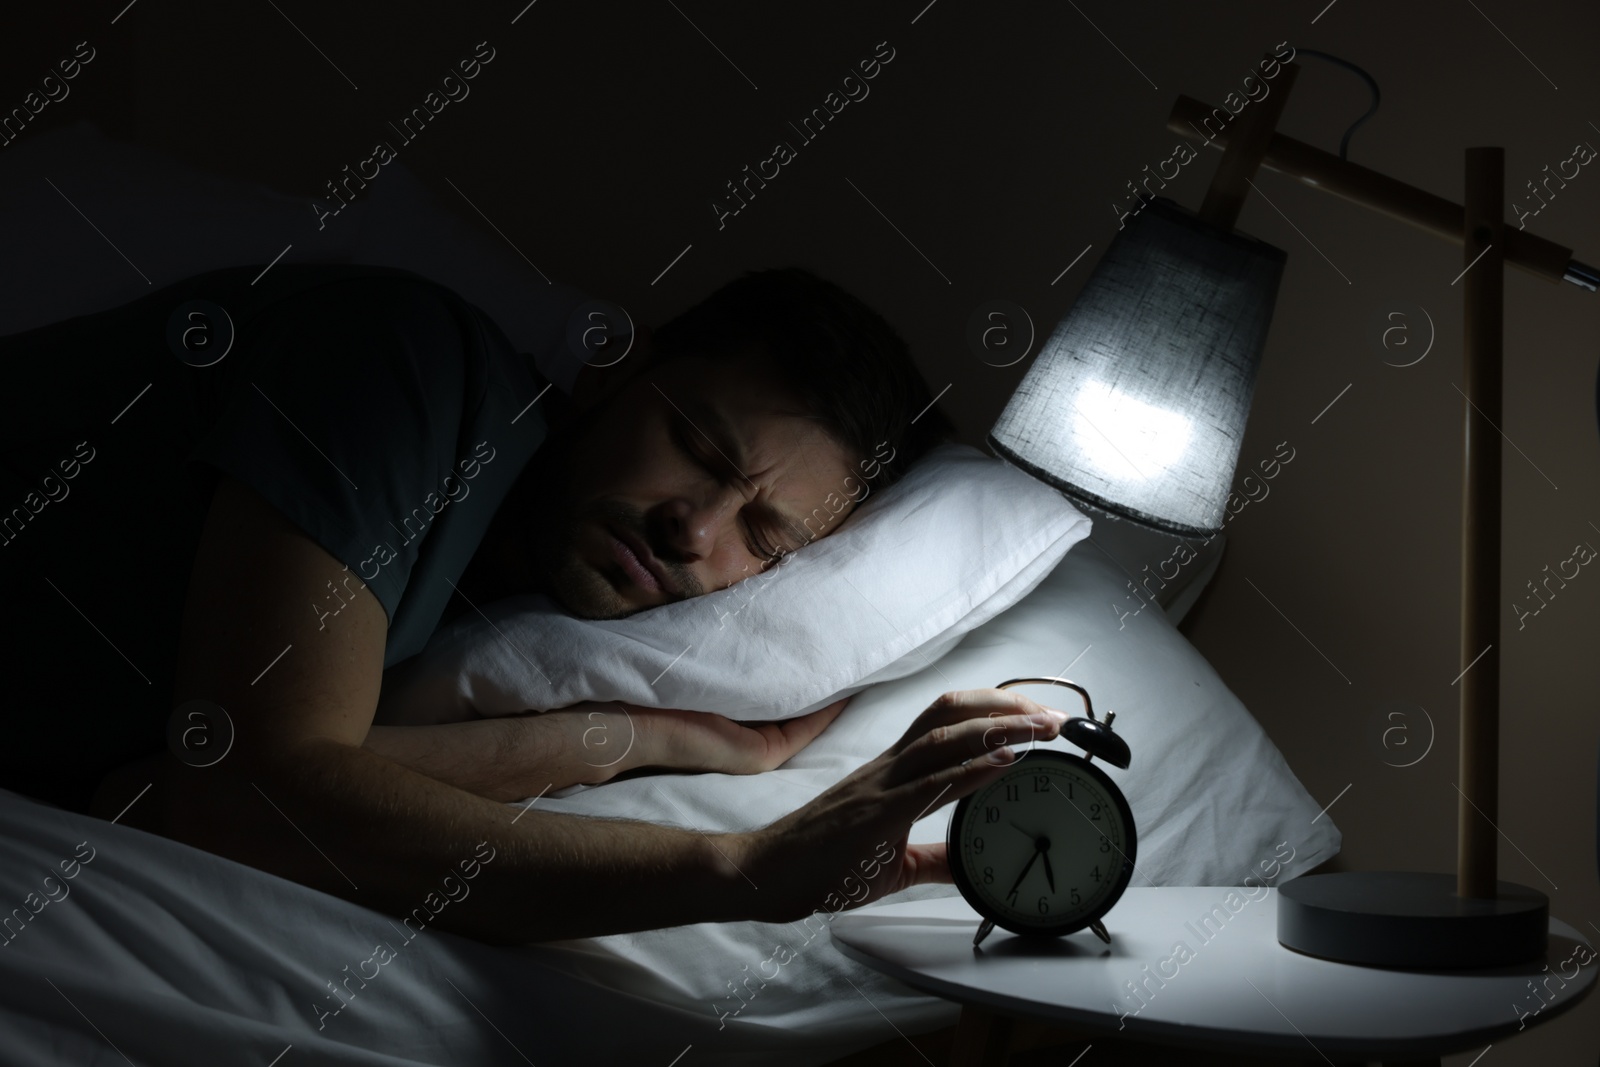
[360,716,617,803]
[361,698,851,803]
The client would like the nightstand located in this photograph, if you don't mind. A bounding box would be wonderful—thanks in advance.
[830,886,1595,1066]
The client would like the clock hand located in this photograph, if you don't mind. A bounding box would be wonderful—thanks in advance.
[1008,826,1057,893]
[1005,849,1041,900]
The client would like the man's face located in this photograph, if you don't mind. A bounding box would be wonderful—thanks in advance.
[530,353,859,619]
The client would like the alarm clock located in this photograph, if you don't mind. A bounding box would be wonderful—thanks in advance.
[947,677,1136,947]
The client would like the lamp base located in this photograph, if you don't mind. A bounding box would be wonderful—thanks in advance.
[1276,871,1548,968]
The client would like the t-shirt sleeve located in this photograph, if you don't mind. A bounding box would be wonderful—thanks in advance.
[187,275,487,625]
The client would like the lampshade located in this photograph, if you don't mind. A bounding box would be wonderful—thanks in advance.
[988,197,1286,536]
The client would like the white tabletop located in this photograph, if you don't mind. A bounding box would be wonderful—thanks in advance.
[830,886,1596,1060]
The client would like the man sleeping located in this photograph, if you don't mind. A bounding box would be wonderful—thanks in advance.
[0,263,1074,944]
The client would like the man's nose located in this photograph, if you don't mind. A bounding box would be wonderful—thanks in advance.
[656,488,739,561]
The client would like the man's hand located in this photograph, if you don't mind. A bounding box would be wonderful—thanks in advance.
[632,696,850,776]
[728,688,1070,924]
[361,697,848,802]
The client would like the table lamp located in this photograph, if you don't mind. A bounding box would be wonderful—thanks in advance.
[988,196,1284,537]
[988,52,1597,968]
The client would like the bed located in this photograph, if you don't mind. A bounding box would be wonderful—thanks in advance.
[0,122,1340,1066]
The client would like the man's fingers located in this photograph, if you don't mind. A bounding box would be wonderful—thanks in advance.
[890,711,1062,785]
[888,689,1058,757]
[787,700,846,745]
[763,702,846,768]
[806,695,850,727]
[894,841,951,891]
[886,748,1016,840]
[740,696,848,733]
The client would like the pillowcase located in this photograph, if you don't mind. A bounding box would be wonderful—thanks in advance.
[374,443,1093,724]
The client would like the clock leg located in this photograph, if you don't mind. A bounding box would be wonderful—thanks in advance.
[948,1004,1013,1067]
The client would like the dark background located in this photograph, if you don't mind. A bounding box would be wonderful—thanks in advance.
[5,2,1598,1062]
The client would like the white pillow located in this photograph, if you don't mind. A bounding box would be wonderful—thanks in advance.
[375,443,1093,724]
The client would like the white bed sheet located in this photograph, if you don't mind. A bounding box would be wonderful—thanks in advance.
[0,785,960,1067]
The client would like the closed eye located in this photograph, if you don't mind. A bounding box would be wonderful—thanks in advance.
[670,416,785,563]
[669,417,713,469]
[749,526,787,566]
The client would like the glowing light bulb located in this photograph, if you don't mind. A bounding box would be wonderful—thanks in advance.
[1069,379,1194,482]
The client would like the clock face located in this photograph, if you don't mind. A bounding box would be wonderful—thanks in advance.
[949,749,1136,936]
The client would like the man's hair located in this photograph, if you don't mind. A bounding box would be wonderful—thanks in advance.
[649,267,956,489]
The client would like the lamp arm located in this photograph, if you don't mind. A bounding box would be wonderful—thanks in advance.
[1168,94,1595,290]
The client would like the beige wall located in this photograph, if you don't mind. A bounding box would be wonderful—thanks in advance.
[9,1,1597,1061]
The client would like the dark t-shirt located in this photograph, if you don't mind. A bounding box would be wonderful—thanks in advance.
[0,263,567,813]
